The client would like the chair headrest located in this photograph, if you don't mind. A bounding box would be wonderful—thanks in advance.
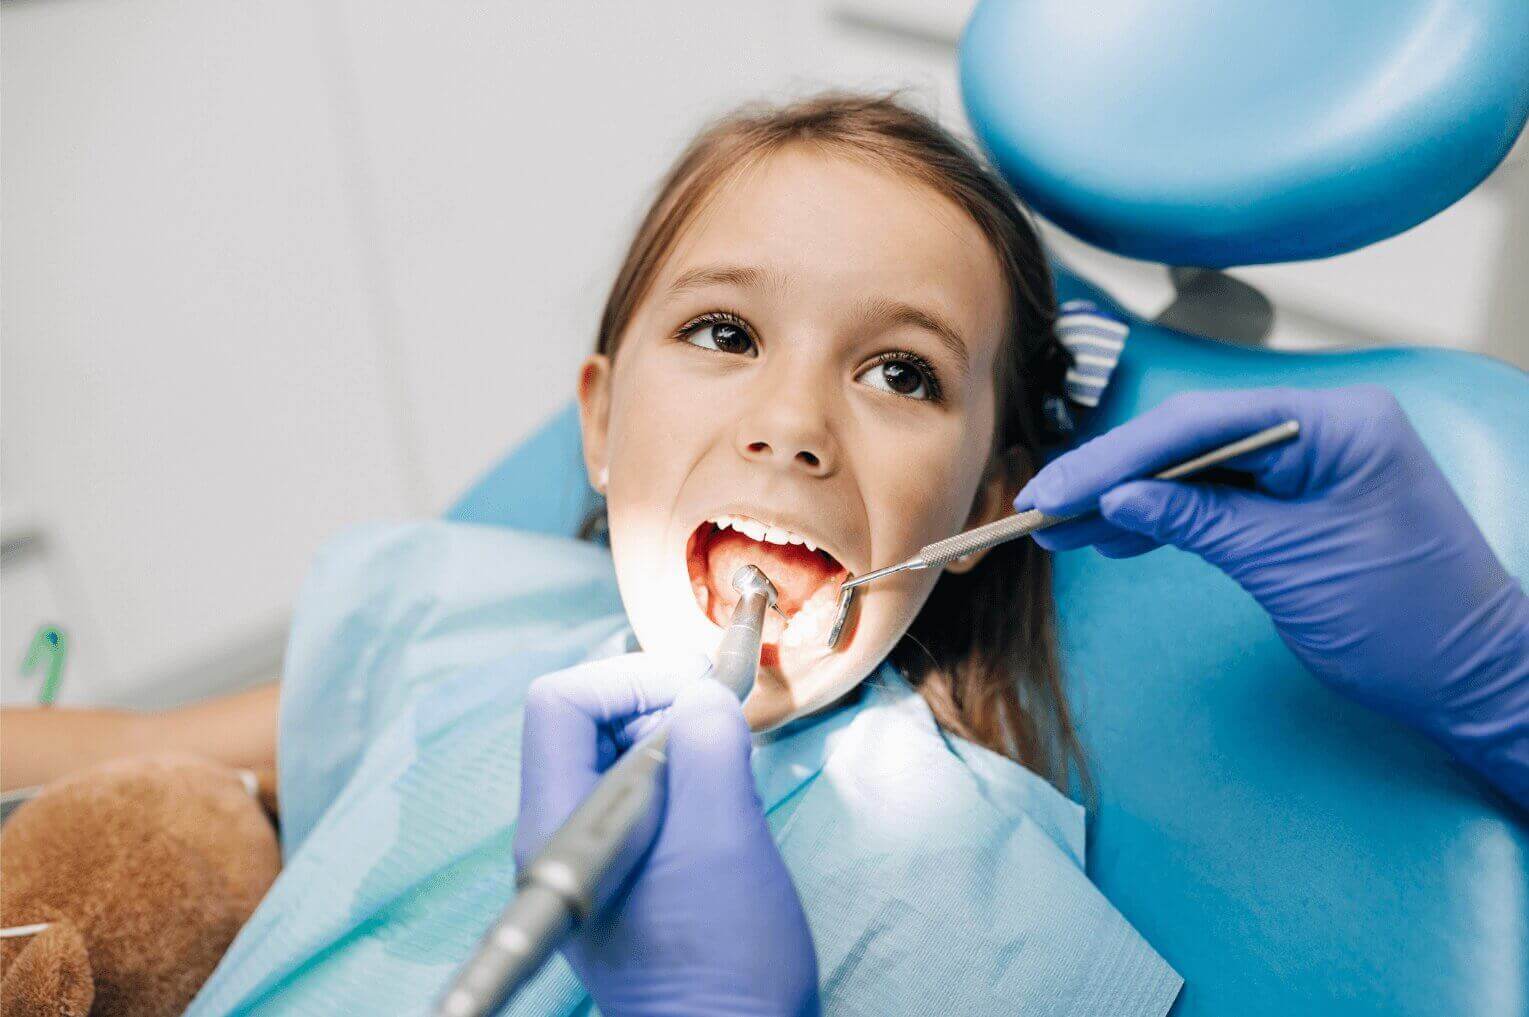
[960,0,1529,267]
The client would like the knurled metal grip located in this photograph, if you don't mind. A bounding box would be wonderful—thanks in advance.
[915,420,1300,569]
[917,508,1065,568]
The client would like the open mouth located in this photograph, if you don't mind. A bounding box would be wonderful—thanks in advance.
[686,514,849,647]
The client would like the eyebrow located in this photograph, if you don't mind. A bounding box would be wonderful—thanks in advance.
[666,264,789,297]
[857,296,971,376]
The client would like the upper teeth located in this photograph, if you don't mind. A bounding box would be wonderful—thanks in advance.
[711,514,818,553]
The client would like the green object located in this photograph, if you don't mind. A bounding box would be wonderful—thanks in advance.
[22,625,67,705]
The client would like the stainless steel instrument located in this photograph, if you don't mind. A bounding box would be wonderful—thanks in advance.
[826,419,1301,647]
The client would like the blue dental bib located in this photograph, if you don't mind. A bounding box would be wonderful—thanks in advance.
[189,521,1179,1016]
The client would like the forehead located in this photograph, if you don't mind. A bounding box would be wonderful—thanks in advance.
[660,145,1009,350]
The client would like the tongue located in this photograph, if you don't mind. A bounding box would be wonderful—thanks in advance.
[704,529,839,616]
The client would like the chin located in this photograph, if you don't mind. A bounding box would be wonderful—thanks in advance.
[611,508,904,731]
[742,647,877,730]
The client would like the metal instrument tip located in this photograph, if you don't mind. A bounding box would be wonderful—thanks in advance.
[825,583,854,649]
[731,564,779,609]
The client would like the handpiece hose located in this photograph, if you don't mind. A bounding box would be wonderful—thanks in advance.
[435,565,777,1017]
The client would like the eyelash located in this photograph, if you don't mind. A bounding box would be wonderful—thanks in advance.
[861,350,942,402]
[672,310,944,403]
[672,310,756,350]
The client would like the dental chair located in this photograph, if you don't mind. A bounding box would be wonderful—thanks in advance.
[451,3,1529,1014]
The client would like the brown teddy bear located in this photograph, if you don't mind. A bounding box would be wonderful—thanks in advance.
[0,754,280,1016]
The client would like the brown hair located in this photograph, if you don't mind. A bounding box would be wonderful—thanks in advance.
[591,93,1085,793]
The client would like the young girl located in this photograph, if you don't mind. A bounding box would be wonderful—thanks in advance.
[4,94,1179,1014]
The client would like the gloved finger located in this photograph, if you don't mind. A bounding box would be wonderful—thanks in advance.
[1094,531,1161,559]
[1099,479,1260,563]
[1029,514,1126,552]
[516,651,711,863]
[1014,387,1314,518]
[662,680,816,976]
[529,650,711,749]
[661,680,771,856]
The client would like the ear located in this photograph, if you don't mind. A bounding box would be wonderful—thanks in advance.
[943,445,1035,575]
[576,354,613,495]
[0,920,94,1017]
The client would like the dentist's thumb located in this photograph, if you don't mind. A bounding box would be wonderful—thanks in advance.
[660,675,819,1011]
[664,680,766,838]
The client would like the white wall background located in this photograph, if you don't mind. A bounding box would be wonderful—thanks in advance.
[2,0,1525,707]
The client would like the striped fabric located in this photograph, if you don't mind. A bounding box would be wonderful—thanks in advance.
[1044,298,1128,435]
[1056,299,1128,407]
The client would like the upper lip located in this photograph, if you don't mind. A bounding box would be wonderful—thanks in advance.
[689,504,855,573]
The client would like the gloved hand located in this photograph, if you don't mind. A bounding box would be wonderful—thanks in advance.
[1015,385,1529,807]
[515,651,820,1017]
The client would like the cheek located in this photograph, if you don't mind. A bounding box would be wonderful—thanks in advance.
[860,403,996,548]
[858,461,965,578]
[603,350,731,546]
[605,355,695,479]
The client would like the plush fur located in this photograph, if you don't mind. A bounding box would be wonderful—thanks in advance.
[0,754,280,1016]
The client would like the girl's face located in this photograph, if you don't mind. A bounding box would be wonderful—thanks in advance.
[579,146,1014,730]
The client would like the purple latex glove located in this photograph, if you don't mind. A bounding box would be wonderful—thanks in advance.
[1015,385,1529,808]
[515,651,820,1017]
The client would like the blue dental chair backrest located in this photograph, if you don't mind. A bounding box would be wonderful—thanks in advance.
[452,6,1529,1014]
[953,6,1528,1013]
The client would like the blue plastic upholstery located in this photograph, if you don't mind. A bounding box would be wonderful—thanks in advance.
[1047,271,1529,1017]
[449,408,593,537]
[448,263,1529,1016]
[959,0,1529,266]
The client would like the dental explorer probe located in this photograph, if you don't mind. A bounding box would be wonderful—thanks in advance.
[826,419,1301,647]
[434,565,778,1017]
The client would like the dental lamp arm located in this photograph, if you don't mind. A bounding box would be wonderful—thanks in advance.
[514,652,821,1017]
[1015,386,1529,810]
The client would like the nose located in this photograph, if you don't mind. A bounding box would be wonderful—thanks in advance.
[733,369,838,478]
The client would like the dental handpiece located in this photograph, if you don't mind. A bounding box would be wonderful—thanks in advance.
[434,565,777,1017]
[826,419,1301,647]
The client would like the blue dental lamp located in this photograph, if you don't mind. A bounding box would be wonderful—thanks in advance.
[451,3,1529,1014]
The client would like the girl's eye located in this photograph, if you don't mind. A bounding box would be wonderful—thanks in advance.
[855,354,939,401]
[677,313,758,357]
